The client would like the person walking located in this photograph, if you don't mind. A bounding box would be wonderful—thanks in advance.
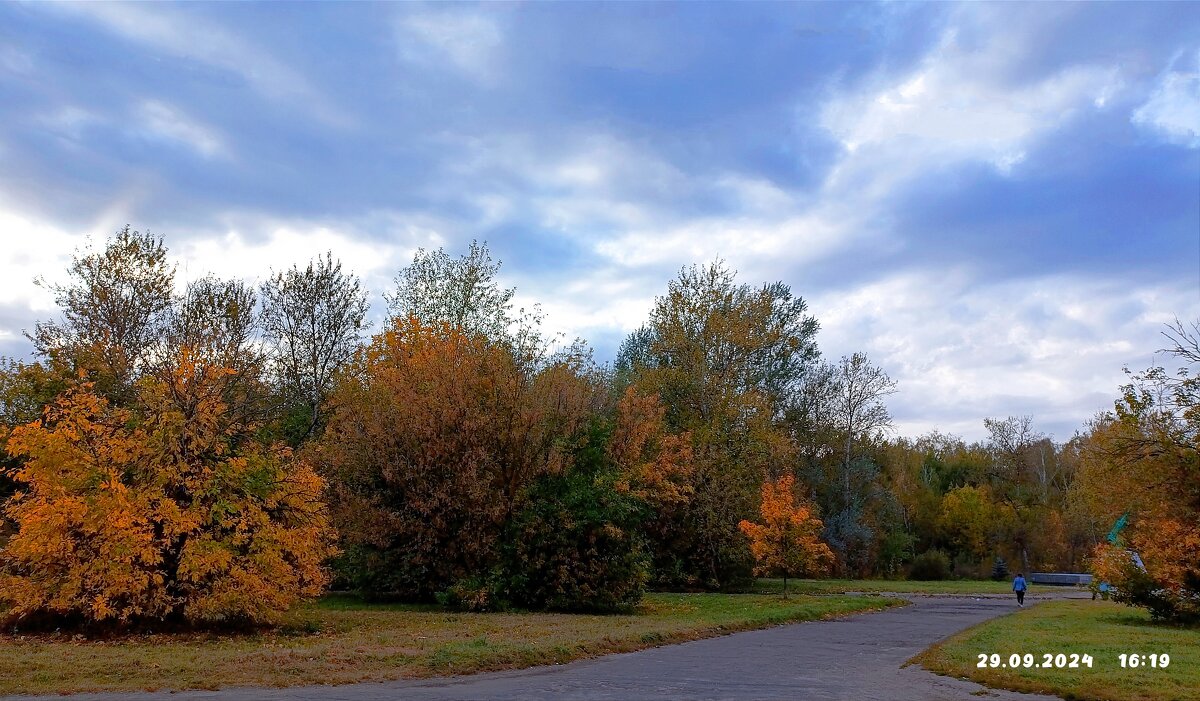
[1012,572,1028,606]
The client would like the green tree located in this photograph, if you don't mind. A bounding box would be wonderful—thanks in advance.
[27,227,175,405]
[620,262,820,588]
[260,253,369,443]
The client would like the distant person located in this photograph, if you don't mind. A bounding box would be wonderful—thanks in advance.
[1012,572,1027,606]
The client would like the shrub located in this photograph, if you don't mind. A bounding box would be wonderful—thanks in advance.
[0,370,335,628]
[909,549,952,581]
[490,428,650,612]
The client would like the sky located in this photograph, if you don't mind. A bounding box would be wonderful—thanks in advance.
[0,1,1197,442]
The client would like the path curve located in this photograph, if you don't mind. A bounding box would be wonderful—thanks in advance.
[7,596,1068,701]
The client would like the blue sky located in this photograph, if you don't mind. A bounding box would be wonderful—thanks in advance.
[0,1,1197,440]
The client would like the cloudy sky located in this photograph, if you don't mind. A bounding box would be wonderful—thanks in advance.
[0,2,1197,441]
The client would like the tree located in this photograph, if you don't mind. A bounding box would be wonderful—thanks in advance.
[386,240,527,345]
[623,261,820,588]
[738,475,834,597]
[260,253,369,443]
[27,227,175,404]
[1076,320,1200,622]
[160,276,269,434]
[983,415,1052,571]
[607,387,694,511]
[793,353,897,576]
[0,355,335,627]
[936,485,1003,562]
[832,352,897,476]
[314,317,598,600]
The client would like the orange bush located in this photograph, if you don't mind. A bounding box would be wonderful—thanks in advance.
[0,355,335,627]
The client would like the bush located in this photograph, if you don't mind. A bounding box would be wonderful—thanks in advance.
[493,477,648,612]
[488,424,650,612]
[909,549,952,581]
[0,376,335,628]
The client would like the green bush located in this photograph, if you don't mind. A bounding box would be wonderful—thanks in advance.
[492,474,648,611]
[909,549,952,581]
[488,423,650,612]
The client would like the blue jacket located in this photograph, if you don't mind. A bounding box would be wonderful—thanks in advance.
[1013,576,1027,591]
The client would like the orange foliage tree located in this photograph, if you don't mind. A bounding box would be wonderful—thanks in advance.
[738,475,834,597]
[314,317,598,599]
[0,352,335,627]
[1075,320,1200,622]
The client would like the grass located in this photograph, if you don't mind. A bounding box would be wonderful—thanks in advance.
[752,577,1024,596]
[913,599,1200,701]
[0,592,899,696]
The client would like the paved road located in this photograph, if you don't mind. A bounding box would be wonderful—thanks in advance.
[7,595,1069,701]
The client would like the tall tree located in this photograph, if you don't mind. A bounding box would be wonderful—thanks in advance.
[832,352,897,474]
[260,252,369,443]
[622,261,820,588]
[27,227,175,404]
[1078,318,1200,622]
[386,240,525,343]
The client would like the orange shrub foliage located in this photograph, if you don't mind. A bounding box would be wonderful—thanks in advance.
[738,475,834,589]
[0,355,335,627]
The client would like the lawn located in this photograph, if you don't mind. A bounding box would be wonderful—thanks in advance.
[913,599,1200,701]
[0,592,899,696]
[752,577,1022,596]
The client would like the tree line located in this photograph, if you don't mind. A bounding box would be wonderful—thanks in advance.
[0,228,1194,625]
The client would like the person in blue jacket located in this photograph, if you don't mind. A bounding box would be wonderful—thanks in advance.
[1012,572,1027,606]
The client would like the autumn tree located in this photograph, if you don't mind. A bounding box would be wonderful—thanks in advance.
[739,475,834,597]
[619,262,819,588]
[1077,319,1200,622]
[314,317,597,600]
[0,355,335,627]
[936,485,1004,562]
[260,253,369,443]
[27,227,175,404]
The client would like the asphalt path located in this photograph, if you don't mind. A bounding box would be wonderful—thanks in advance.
[7,595,1074,701]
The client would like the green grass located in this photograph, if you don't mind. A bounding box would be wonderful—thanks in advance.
[913,600,1200,701]
[752,577,1022,596]
[0,592,899,696]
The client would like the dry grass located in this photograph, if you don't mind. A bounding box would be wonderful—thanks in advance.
[1,592,898,696]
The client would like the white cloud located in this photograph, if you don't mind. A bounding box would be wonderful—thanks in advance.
[1132,53,1200,148]
[0,211,89,314]
[137,101,227,158]
[821,28,1121,183]
[397,10,504,82]
[810,270,1194,441]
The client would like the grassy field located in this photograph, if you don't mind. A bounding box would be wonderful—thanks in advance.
[0,592,899,696]
[914,599,1200,701]
[752,577,1023,596]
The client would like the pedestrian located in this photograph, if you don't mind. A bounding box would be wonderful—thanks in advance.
[1012,572,1027,606]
